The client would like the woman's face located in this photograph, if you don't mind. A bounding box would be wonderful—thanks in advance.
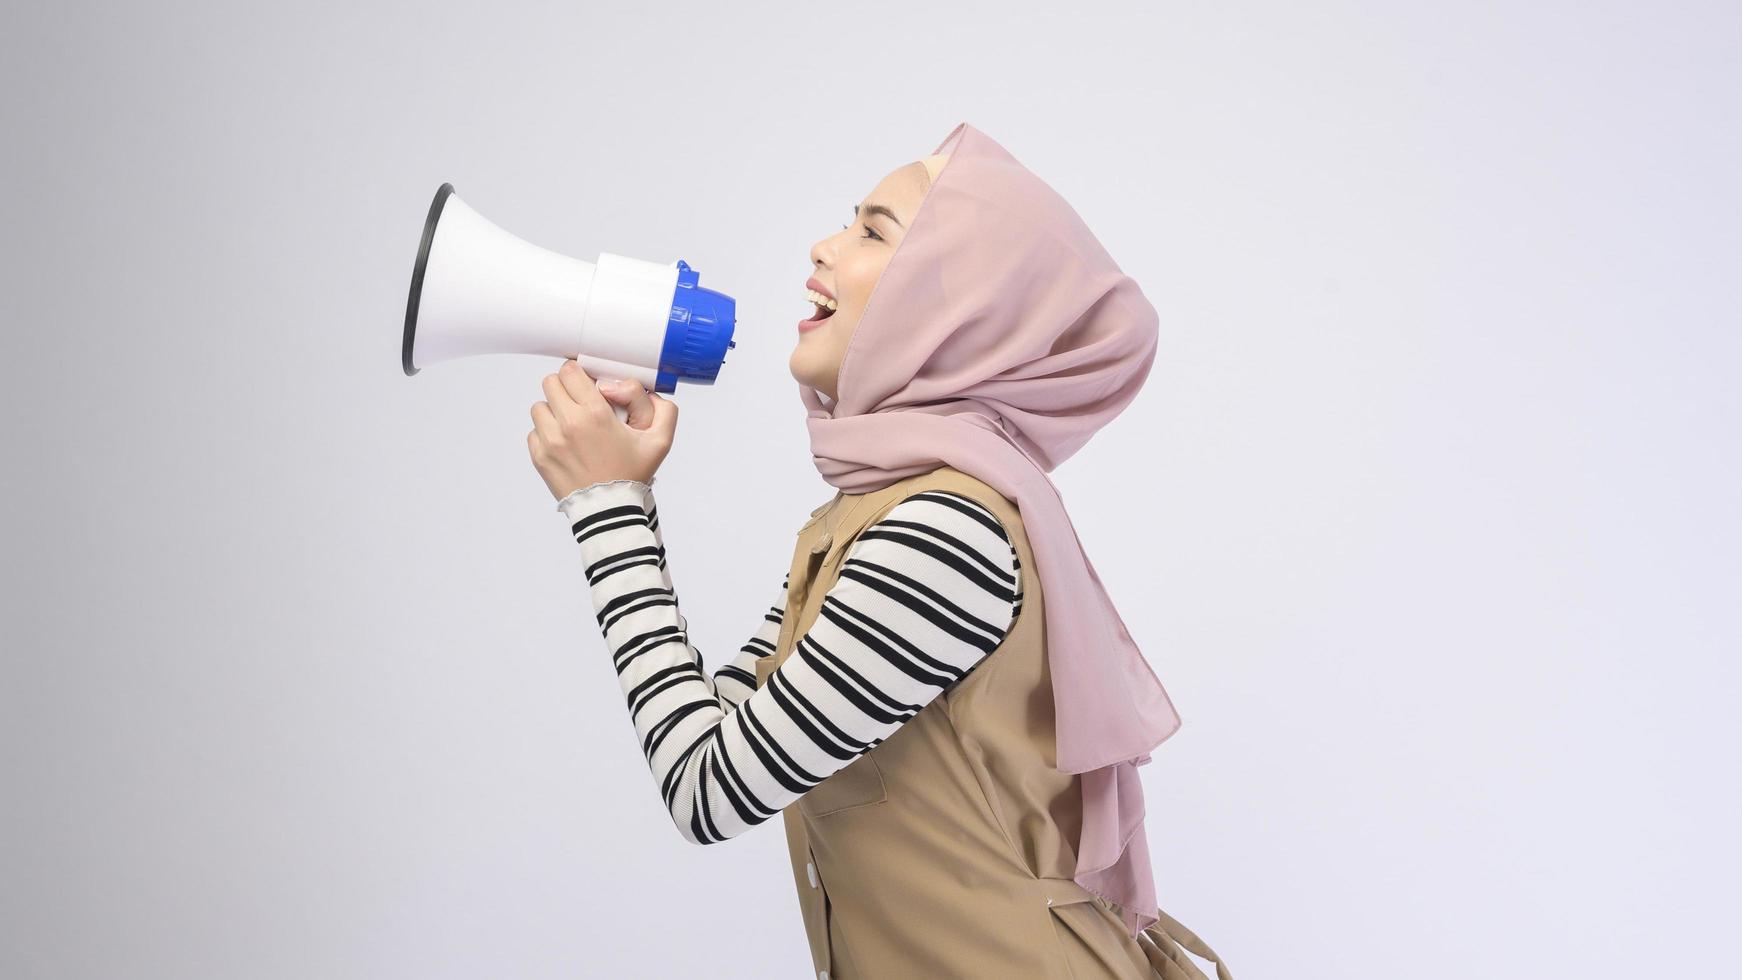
[791,153,950,402]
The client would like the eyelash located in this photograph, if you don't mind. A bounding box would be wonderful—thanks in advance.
[843,222,882,241]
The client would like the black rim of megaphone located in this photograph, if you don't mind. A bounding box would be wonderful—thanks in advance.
[403,182,456,376]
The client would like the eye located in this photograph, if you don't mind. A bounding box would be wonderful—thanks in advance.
[841,222,883,242]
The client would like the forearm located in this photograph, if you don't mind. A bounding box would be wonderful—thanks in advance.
[558,475,787,702]
[561,478,723,724]
[559,479,747,841]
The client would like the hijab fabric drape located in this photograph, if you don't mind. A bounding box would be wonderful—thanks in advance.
[799,122,1184,937]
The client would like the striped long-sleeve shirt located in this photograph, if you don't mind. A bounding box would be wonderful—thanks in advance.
[557,478,1023,844]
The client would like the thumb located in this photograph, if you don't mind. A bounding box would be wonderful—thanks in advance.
[648,391,680,442]
[598,378,655,429]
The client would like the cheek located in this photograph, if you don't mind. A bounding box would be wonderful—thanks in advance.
[835,253,890,314]
[818,307,858,353]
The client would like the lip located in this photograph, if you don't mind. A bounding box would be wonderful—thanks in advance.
[799,276,837,334]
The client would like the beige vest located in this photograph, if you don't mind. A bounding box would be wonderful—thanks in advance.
[754,465,1231,980]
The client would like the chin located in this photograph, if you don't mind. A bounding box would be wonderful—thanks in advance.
[788,356,822,393]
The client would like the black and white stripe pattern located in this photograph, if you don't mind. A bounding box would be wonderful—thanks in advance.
[558,479,1022,844]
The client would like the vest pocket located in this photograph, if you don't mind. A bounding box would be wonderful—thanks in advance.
[1047,892,1153,979]
[798,751,888,817]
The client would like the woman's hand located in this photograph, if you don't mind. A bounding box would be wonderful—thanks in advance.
[528,359,678,501]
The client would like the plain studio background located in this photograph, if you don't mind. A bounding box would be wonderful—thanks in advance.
[3,2,1736,977]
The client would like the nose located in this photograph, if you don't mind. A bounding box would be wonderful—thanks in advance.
[809,228,839,271]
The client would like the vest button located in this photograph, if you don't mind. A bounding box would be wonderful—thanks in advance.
[806,861,818,888]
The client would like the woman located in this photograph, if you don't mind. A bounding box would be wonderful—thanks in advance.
[528,122,1231,979]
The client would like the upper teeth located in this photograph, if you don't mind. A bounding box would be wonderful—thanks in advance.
[805,288,838,311]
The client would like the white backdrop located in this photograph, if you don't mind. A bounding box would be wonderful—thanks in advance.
[3,2,1736,977]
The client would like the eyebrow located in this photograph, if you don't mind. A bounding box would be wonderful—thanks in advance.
[854,203,905,228]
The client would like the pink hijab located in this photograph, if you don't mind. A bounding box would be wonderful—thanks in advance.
[799,121,1184,936]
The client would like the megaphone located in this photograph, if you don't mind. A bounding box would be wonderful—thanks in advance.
[402,183,737,419]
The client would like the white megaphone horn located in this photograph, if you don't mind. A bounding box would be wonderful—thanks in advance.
[402,183,737,419]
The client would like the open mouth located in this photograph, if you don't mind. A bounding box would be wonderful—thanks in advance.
[803,287,839,324]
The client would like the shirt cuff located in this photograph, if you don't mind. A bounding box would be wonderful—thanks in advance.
[555,478,654,520]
